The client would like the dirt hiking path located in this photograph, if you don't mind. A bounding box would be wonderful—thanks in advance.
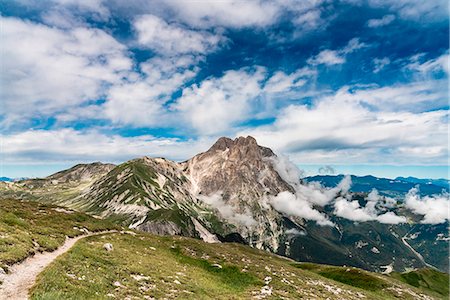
[0,231,116,300]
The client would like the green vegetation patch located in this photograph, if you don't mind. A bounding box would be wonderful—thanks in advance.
[0,198,117,268]
[391,268,449,298]
[293,263,389,292]
[169,245,258,291]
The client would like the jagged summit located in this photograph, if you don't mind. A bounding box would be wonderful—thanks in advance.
[205,135,275,158]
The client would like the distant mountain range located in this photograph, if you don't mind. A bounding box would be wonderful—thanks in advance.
[0,177,28,182]
[304,175,448,198]
[1,136,448,273]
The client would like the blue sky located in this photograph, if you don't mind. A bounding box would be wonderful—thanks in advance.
[1,0,448,179]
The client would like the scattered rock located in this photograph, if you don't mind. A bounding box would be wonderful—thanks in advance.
[149,246,156,251]
[103,243,114,251]
[211,263,222,269]
[131,274,150,281]
[0,267,6,275]
[113,281,123,288]
[174,279,181,285]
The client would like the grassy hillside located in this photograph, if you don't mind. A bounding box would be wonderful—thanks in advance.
[30,232,442,300]
[0,198,118,271]
[390,268,449,298]
[1,198,447,299]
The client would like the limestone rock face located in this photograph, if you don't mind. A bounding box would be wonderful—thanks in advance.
[184,136,293,251]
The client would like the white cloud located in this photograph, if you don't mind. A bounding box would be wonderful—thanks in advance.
[285,228,306,236]
[0,16,132,127]
[334,189,406,224]
[340,81,448,112]
[376,212,407,224]
[173,67,266,135]
[172,66,316,135]
[308,50,345,66]
[263,68,311,93]
[134,14,223,55]
[0,129,213,164]
[365,0,448,22]
[405,188,449,224]
[102,55,199,127]
[405,53,449,76]
[161,0,281,28]
[367,14,395,27]
[373,57,390,73]
[308,38,367,66]
[198,192,257,227]
[270,191,334,226]
[239,83,448,165]
[334,197,374,222]
[268,156,352,226]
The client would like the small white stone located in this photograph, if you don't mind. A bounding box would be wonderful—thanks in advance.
[103,243,114,251]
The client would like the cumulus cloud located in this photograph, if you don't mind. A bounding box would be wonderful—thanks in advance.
[173,66,315,135]
[162,0,281,28]
[0,16,132,127]
[367,14,395,27]
[308,49,345,66]
[0,129,214,164]
[133,14,223,55]
[271,191,334,226]
[239,82,448,165]
[198,193,257,227]
[267,155,407,225]
[268,156,354,226]
[308,38,366,66]
[174,67,266,135]
[404,188,449,224]
[334,189,406,224]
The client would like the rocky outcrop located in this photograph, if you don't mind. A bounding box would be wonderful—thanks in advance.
[184,136,292,251]
[137,221,184,236]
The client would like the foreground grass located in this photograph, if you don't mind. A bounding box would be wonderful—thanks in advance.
[31,232,439,300]
[0,198,118,270]
[390,268,449,298]
[294,262,448,300]
[0,198,443,299]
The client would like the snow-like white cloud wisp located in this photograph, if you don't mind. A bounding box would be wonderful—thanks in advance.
[404,188,449,224]
[198,192,257,227]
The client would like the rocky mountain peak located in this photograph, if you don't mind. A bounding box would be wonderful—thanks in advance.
[206,136,274,158]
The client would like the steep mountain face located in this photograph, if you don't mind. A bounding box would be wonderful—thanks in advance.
[1,136,448,273]
[76,157,229,239]
[184,136,293,250]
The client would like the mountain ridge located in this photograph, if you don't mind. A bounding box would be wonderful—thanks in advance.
[1,136,448,273]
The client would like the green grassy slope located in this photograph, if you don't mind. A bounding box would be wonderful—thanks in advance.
[1,199,447,299]
[390,268,449,299]
[0,199,118,271]
[30,232,441,300]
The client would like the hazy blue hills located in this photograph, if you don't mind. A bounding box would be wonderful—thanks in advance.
[304,175,448,198]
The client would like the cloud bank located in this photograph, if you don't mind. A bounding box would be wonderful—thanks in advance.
[198,192,257,227]
[404,188,449,224]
